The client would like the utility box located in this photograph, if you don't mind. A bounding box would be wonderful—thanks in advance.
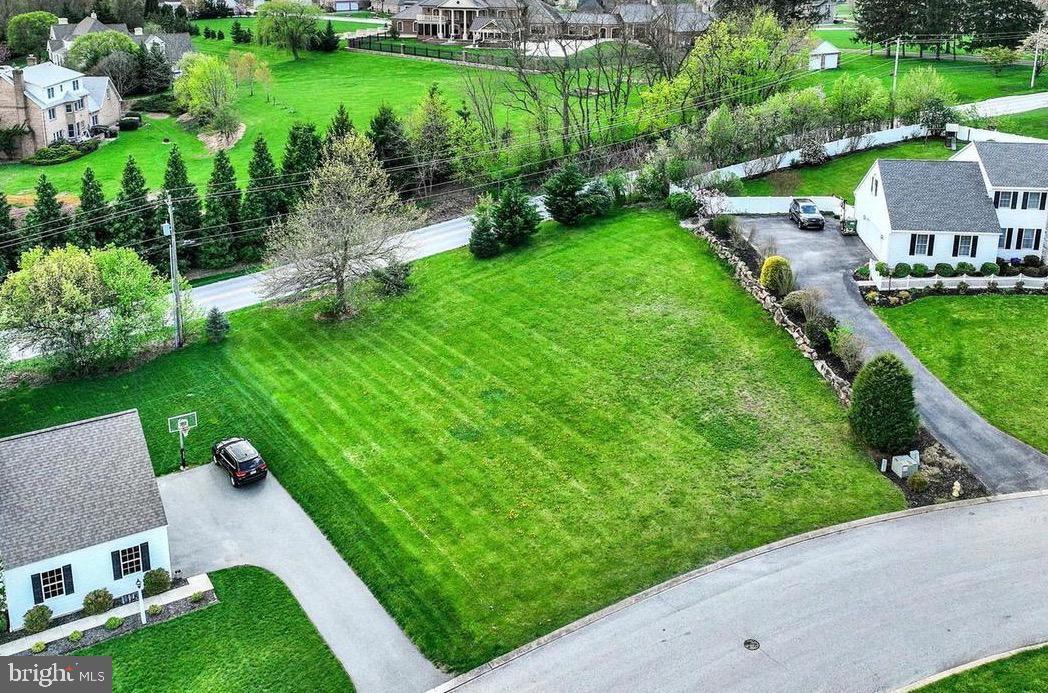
[890,450,921,479]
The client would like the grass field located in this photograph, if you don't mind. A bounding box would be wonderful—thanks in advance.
[877,295,1048,454]
[919,645,1048,692]
[996,108,1048,139]
[79,567,352,692]
[0,210,903,669]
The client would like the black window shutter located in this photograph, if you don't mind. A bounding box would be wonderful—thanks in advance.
[111,550,123,580]
[909,234,917,255]
[140,542,151,572]
[927,235,935,255]
[1022,192,1030,209]
[1006,228,1013,249]
[62,564,74,595]
[1040,194,1046,210]
[952,236,960,257]
[31,573,43,604]
[1011,192,1018,209]
[994,191,1001,207]
[1035,229,1042,250]
[970,236,979,257]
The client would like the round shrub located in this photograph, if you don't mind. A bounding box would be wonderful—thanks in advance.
[667,192,698,220]
[892,262,911,278]
[1023,254,1043,268]
[759,256,795,298]
[68,630,83,643]
[934,263,955,277]
[956,262,977,276]
[143,568,171,597]
[146,603,164,617]
[911,263,929,278]
[906,471,929,493]
[708,215,734,239]
[980,262,999,276]
[82,588,114,616]
[875,261,890,277]
[1021,265,1048,278]
[855,265,870,280]
[781,290,810,323]
[848,353,919,453]
[189,591,205,604]
[803,313,837,352]
[30,642,46,654]
[104,616,124,631]
[23,605,52,634]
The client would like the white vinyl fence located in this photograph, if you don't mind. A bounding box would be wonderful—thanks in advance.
[864,260,1048,292]
[721,195,847,216]
[950,125,1048,144]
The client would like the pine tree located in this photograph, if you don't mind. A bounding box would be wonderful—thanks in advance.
[240,136,282,262]
[204,306,231,342]
[70,168,107,249]
[199,151,240,269]
[107,157,159,263]
[468,194,500,259]
[230,19,243,43]
[367,104,414,194]
[324,104,354,159]
[855,0,914,52]
[0,191,18,272]
[163,146,202,267]
[492,183,541,248]
[964,0,1042,49]
[408,84,453,194]
[542,163,588,226]
[849,353,919,453]
[281,121,323,209]
[144,0,160,19]
[22,175,67,253]
[316,20,340,51]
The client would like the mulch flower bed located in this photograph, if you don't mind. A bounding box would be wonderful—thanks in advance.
[874,429,988,507]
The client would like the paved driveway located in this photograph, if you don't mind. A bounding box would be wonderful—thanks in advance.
[158,465,448,693]
[737,215,1048,493]
[435,492,1048,693]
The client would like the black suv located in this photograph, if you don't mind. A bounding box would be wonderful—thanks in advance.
[212,438,268,487]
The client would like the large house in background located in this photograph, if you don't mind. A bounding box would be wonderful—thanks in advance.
[0,411,171,632]
[47,14,192,73]
[853,141,1048,268]
[0,59,122,159]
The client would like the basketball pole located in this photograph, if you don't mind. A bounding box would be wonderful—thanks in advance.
[163,193,184,350]
[178,427,187,471]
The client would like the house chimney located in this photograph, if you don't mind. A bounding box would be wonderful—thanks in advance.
[26,54,38,66]
[90,11,97,18]
[58,17,69,24]
[12,68,27,125]
[134,27,144,35]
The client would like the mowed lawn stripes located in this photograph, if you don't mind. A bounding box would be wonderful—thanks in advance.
[0,209,903,670]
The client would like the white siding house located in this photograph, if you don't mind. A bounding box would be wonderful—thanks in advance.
[854,159,1008,268]
[0,411,170,631]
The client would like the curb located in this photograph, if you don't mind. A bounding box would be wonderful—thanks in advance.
[429,490,1048,692]
[894,640,1048,691]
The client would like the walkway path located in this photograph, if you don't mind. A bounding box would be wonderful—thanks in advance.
[741,216,1048,493]
[433,492,1048,693]
[158,464,449,693]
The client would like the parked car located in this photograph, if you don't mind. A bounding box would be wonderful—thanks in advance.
[212,438,268,487]
[789,198,825,230]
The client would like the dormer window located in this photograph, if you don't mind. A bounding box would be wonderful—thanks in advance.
[72,79,80,90]
[47,87,55,99]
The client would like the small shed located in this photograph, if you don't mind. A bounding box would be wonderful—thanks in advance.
[809,40,840,71]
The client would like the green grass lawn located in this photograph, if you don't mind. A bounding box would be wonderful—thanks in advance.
[197,16,377,35]
[740,140,954,202]
[0,210,903,669]
[919,645,1048,692]
[877,295,1048,454]
[995,108,1048,140]
[78,567,352,692]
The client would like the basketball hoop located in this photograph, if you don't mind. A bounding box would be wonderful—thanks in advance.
[167,412,198,471]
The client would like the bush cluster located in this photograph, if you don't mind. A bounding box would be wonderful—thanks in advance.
[22,139,99,166]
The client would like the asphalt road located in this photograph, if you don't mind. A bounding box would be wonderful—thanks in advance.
[739,216,1048,493]
[158,464,449,693]
[434,492,1048,693]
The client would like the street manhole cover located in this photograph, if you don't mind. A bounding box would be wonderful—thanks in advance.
[743,639,760,651]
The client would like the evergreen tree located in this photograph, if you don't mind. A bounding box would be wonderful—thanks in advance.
[204,307,231,342]
[138,45,172,95]
[964,0,1042,49]
[542,163,589,226]
[0,191,18,272]
[324,103,354,159]
[492,183,541,248]
[855,0,914,52]
[107,157,159,263]
[281,121,323,209]
[163,146,203,267]
[70,168,107,249]
[316,20,340,51]
[849,353,919,453]
[199,151,240,269]
[230,19,244,42]
[408,84,453,194]
[367,104,414,194]
[240,136,282,262]
[144,0,160,19]
[217,29,225,41]
[22,175,67,253]
[468,194,500,259]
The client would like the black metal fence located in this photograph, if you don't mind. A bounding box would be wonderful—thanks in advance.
[346,35,520,69]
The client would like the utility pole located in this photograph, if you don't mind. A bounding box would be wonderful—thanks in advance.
[1033,23,1045,90]
[891,36,902,126]
[162,193,184,349]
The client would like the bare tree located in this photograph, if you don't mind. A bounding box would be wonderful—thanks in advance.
[461,69,506,145]
[262,133,424,318]
[91,51,140,96]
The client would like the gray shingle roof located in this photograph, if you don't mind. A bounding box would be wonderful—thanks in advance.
[972,141,1048,189]
[0,410,167,569]
[877,159,1000,234]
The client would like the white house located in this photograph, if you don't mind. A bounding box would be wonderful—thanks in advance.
[853,159,1003,268]
[809,39,839,70]
[950,141,1047,262]
[0,411,170,632]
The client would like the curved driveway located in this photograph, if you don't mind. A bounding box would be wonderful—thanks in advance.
[434,492,1048,693]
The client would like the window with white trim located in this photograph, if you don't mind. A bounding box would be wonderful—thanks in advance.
[65,103,73,113]
[67,124,75,138]
[46,87,55,99]
[1026,192,1046,209]
[999,228,1010,248]
[914,234,929,255]
[47,108,56,120]
[957,235,973,256]
[871,176,878,196]
[91,114,98,125]
[119,545,143,577]
[1018,228,1037,250]
[997,191,1016,208]
[40,567,66,600]
[72,79,79,90]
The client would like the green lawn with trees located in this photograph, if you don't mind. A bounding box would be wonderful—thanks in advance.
[78,567,353,693]
[0,209,904,669]
[918,645,1048,692]
[877,295,1048,454]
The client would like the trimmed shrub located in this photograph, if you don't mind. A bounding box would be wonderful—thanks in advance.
[759,256,795,298]
[104,616,124,631]
[911,263,929,278]
[906,471,929,493]
[875,261,889,276]
[30,642,46,654]
[667,192,698,220]
[986,280,1000,293]
[542,163,588,226]
[1013,280,1026,294]
[23,605,52,634]
[82,588,114,616]
[855,264,870,279]
[892,263,911,278]
[119,117,141,131]
[934,263,955,277]
[22,143,84,166]
[143,568,171,597]
[956,262,977,276]
[781,290,810,322]
[372,261,413,297]
[980,262,999,276]
[849,353,919,453]
[829,326,866,375]
[1021,265,1048,278]
[68,630,83,643]
[1023,254,1043,268]
[146,603,164,617]
[189,591,205,603]
[204,307,230,343]
[803,312,838,352]
[957,281,970,295]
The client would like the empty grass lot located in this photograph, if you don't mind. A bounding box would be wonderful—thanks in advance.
[78,567,352,692]
[919,645,1048,692]
[0,210,904,669]
[877,295,1048,454]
